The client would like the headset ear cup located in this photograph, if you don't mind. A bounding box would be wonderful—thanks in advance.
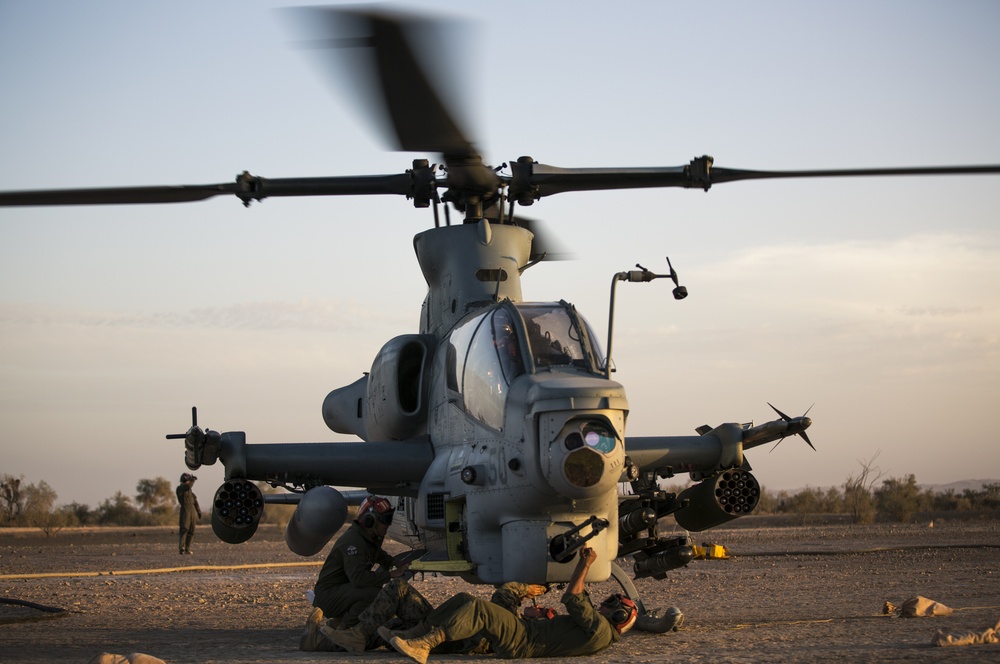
[361,513,375,529]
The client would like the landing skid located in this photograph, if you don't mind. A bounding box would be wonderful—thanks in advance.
[609,561,685,634]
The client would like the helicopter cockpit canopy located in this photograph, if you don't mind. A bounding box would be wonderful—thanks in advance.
[446,301,603,430]
[518,303,603,371]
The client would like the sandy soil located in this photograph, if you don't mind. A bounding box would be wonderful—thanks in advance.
[2,517,999,663]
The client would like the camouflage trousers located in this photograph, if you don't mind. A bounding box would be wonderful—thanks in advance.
[353,578,434,647]
[178,510,197,553]
[352,579,537,652]
[426,592,533,658]
[489,582,538,615]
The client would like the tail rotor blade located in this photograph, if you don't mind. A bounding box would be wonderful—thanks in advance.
[768,402,792,422]
[800,430,816,451]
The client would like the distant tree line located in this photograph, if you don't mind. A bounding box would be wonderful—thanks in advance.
[1,474,177,534]
[656,453,999,525]
[0,474,297,535]
[761,453,999,523]
[3,464,999,535]
[756,475,1000,524]
[657,475,999,526]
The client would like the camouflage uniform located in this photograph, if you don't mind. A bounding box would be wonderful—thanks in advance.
[175,482,201,554]
[343,578,435,650]
[489,582,539,615]
[345,579,533,652]
[423,589,619,658]
[313,522,394,626]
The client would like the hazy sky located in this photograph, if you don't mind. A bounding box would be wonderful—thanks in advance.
[1,1,998,509]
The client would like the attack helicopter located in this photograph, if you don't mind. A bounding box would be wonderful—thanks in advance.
[2,7,999,629]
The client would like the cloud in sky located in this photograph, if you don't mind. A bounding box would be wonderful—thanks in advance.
[608,231,999,491]
[0,297,410,333]
[3,230,996,506]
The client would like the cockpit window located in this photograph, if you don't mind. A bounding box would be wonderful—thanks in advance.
[492,308,526,385]
[446,306,527,430]
[445,302,601,430]
[517,304,600,372]
[446,311,484,394]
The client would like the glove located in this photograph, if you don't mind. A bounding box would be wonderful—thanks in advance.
[523,606,556,620]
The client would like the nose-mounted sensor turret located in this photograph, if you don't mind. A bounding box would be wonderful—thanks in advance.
[562,421,618,488]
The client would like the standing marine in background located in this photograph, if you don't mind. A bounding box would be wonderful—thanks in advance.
[175,472,201,555]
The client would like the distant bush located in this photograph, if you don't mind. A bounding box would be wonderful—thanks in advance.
[92,478,181,527]
[2,474,64,533]
[842,453,881,524]
[256,482,294,531]
[135,477,178,526]
[95,491,147,526]
[874,474,926,522]
[1,474,193,529]
[758,476,1000,523]
[748,452,996,523]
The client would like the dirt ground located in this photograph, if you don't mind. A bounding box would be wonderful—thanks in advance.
[2,517,999,663]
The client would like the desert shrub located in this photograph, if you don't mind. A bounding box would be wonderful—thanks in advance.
[843,453,882,525]
[1,474,65,530]
[1,474,24,525]
[754,486,780,514]
[135,477,177,525]
[875,474,927,523]
[96,491,148,526]
[779,486,844,514]
[256,482,294,531]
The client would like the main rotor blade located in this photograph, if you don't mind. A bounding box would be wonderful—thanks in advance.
[508,157,1000,201]
[514,163,690,199]
[0,184,241,206]
[291,8,498,213]
[710,163,1000,186]
[0,172,417,207]
[511,216,575,262]
[6,160,997,208]
[300,7,479,162]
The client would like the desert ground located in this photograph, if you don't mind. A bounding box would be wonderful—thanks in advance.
[1,517,998,663]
